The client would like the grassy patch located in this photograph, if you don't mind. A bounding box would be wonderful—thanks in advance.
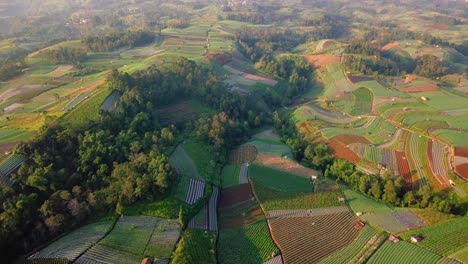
[221,165,240,188]
[123,195,184,219]
[59,88,111,128]
[350,87,373,115]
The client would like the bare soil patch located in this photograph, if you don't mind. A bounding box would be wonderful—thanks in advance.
[382,41,400,51]
[219,206,264,230]
[219,183,253,208]
[401,85,439,93]
[455,164,468,181]
[255,153,319,177]
[304,54,340,68]
[244,73,277,86]
[331,134,371,145]
[455,147,468,157]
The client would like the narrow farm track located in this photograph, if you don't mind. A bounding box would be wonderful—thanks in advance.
[378,128,402,149]
[239,163,248,184]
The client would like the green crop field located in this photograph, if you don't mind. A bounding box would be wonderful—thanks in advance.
[59,88,111,128]
[221,165,240,188]
[170,229,217,264]
[29,219,114,261]
[367,241,441,264]
[321,117,398,144]
[143,219,181,259]
[401,217,468,257]
[99,216,158,256]
[243,138,293,159]
[183,141,217,183]
[350,87,373,115]
[320,225,378,264]
[218,220,279,264]
[123,195,184,219]
[175,175,191,201]
[249,164,312,193]
[0,129,32,144]
[169,145,202,180]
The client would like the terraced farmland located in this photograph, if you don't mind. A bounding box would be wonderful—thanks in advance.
[61,92,91,111]
[221,165,241,188]
[29,220,113,261]
[169,145,202,180]
[269,210,359,264]
[367,241,442,264]
[218,220,279,264]
[243,138,293,159]
[401,217,468,258]
[143,219,181,260]
[320,225,378,264]
[184,178,205,205]
[189,187,219,231]
[100,90,120,111]
[99,216,158,256]
[228,145,257,165]
[350,87,373,115]
[428,140,449,187]
[0,154,27,187]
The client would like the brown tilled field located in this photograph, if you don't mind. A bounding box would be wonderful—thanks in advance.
[254,153,320,177]
[219,183,253,208]
[269,211,359,264]
[455,164,468,181]
[327,138,361,163]
[229,146,257,165]
[396,151,412,190]
[401,85,440,93]
[304,54,340,68]
[455,147,468,157]
[331,134,371,145]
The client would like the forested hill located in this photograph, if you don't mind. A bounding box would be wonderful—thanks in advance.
[0,59,258,262]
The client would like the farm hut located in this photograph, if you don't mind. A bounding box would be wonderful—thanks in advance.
[338,197,345,203]
[311,175,318,180]
[354,221,365,230]
[356,212,363,217]
[420,96,428,101]
[410,235,423,243]
[141,257,153,264]
[389,235,400,243]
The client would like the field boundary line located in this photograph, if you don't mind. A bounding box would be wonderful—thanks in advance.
[248,178,284,264]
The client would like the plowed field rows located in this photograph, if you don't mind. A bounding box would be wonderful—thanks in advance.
[269,211,359,264]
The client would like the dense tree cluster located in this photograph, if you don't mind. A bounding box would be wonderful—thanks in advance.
[0,59,26,81]
[274,111,458,215]
[83,30,155,52]
[0,58,258,262]
[45,47,87,65]
[414,54,447,78]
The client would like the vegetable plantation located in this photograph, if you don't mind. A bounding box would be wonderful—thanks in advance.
[29,220,113,261]
[0,154,27,187]
[367,241,442,264]
[218,220,279,264]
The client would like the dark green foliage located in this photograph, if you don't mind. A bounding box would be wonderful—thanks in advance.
[45,47,86,65]
[0,59,26,81]
[83,30,155,52]
[170,229,217,264]
[415,54,447,78]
